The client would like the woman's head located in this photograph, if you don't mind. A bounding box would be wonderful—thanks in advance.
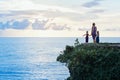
[92,23,95,26]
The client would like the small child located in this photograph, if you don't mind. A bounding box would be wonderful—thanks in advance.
[96,31,99,43]
[83,31,90,43]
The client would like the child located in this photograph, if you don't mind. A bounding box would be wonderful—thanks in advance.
[96,31,99,43]
[83,31,90,43]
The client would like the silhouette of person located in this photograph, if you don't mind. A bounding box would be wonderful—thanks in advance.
[96,31,100,43]
[83,31,90,43]
[91,23,97,43]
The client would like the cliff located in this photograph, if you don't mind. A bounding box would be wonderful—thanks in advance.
[57,42,120,80]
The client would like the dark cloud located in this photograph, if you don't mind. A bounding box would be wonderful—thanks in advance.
[31,19,71,30]
[0,22,5,30]
[48,23,71,30]
[12,19,30,29]
[0,19,30,30]
[82,0,104,8]
[32,19,49,30]
[0,18,71,31]
[32,19,71,30]
[0,21,12,30]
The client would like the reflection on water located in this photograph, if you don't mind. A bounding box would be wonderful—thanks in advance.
[0,38,74,80]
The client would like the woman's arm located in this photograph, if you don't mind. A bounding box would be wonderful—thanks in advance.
[83,34,86,36]
[91,26,93,35]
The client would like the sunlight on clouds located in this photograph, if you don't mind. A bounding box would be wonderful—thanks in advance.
[0,0,120,37]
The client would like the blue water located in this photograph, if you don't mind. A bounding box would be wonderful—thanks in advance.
[0,37,120,80]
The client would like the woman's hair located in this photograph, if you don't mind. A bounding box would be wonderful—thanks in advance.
[92,23,95,26]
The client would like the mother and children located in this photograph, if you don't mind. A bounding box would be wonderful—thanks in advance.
[83,23,99,43]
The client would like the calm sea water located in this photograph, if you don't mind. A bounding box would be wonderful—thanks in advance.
[0,37,120,80]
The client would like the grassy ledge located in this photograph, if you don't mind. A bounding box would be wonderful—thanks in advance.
[57,41,120,80]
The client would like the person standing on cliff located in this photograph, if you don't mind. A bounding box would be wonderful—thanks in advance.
[96,31,100,43]
[91,23,97,43]
[83,31,90,43]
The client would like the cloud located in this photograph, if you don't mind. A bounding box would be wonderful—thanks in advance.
[104,28,120,31]
[0,9,100,31]
[12,19,30,29]
[32,19,49,30]
[0,10,37,19]
[78,27,91,31]
[0,19,30,30]
[0,18,71,31]
[41,10,99,21]
[0,0,75,13]
[0,21,13,30]
[48,23,71,30]
[0,22,5,30]
[88,9,105,13]
[0,9,99,23]
[82,0,104,8]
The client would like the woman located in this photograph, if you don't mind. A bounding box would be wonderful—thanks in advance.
[91,23,97,43]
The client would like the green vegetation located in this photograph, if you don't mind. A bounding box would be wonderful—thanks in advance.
[57,39,120,80]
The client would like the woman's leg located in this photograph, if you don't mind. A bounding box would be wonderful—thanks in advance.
[92,35,96,43]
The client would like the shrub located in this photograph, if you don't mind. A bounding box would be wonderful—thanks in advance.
[57,43,120,80]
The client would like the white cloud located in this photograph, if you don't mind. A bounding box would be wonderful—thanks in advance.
[40,10,98,22]
[88,9,105,14]
[0,0,34,11]
[78,27,91,31]
[48,23,71,30]
[0,0,76,13]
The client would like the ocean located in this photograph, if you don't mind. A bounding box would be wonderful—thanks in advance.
[0,37,120,80]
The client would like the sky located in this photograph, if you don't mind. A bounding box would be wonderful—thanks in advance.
[0,0,120,37]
